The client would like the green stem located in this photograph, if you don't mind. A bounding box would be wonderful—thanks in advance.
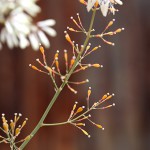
[0,127,5,132]
[20,9,96,150]
[71,108,92,122]
[42,121,68,127]
[42,107,93,127]
[48,69,58,90]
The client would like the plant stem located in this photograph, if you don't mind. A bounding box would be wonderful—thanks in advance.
[42,121,68,126]
[0,127,4,132]
[48,69,58,90]
[42,107,93,127]
[20,9,96,150]
[71,108,92,122]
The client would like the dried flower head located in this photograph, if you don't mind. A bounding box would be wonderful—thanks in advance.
[0,0,56,50]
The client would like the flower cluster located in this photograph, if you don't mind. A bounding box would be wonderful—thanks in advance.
[29,11,123,137]
[29,44,102,94]
[66,88,115,137]
[0,113,30,149]
[0,0,56,50]
[67,13,124,46]
[0,0,124,148]
[80,0,123,16]
[29,13,123,94]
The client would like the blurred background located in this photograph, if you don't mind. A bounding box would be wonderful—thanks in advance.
[0,0,150,150]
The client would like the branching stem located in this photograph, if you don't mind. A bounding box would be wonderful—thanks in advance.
[48,69,58,90]
[42,121,68,127]
[20,9,96,150]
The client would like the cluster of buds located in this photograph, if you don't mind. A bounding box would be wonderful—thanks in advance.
[67,13,124,46]
[93,19,124,46]
[29,42,103,94]
[28,2,123,142]
[29,12,123,93]
[67,13,87,34]
[0,113,30,149]
[67,87,115,137]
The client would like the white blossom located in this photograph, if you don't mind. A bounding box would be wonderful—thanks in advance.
[87,0,123,17]
[0,0,56,50]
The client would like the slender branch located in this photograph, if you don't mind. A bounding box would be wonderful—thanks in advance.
[71,108,93,122]
[20,9,96,150]
[0,127,5,132]
[48,69,58,90]
[42,121,68,127]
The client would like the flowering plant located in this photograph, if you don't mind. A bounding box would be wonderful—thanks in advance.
[0,0,124,149]
[0,0,56,50]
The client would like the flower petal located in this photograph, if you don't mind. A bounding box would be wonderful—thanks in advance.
[100,1,109,17]
[5,21,14,34]
[115,0,123,5]
[37,30,50,48]
[41,27,57,37]
[0,28,7,43]
[18,34,29,49]
[28,33,39,50]
[37,19,56,27]
[87,0,97,12]
[6,33,14,49]
[18,0,41,16]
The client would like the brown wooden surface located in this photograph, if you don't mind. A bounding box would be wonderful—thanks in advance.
[0,0,150,150]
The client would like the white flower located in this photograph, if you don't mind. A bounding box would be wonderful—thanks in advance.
[87,0,123,17]
[17,0,41,17]
[87,0,97,12]
[0,0,56,50]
